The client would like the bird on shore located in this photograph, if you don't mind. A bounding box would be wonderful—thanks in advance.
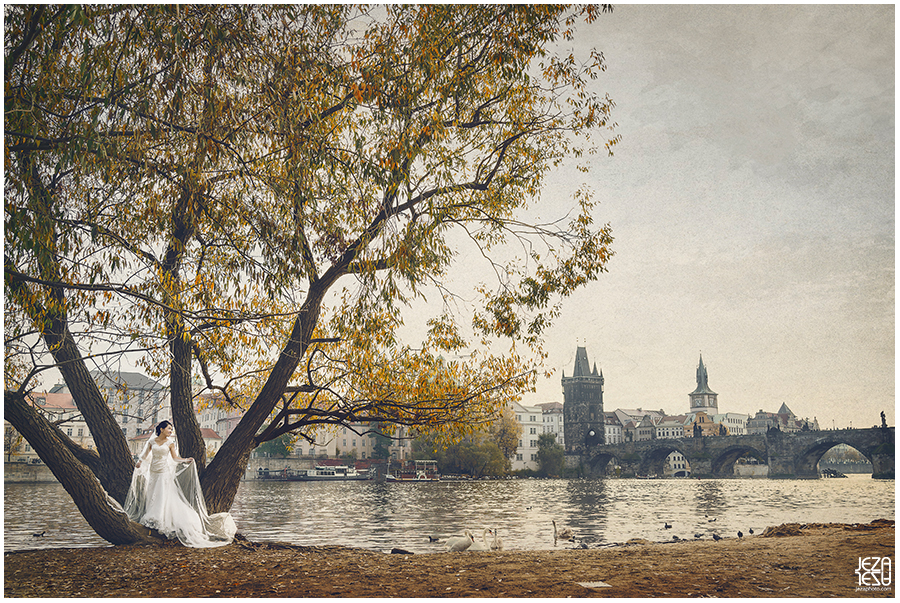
[748,528,754,535]
[445,530,475,552]
[664,522,672,529]
[32,531,45,537]
[672,535,680,542]
[712,533,722,542]
[490,528,504,551]
[737,531,743,539]
[467,528,494,552]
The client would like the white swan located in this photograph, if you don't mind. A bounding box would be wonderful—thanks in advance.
[553,520,575,543]
[445,530,475,552]
[466,528,493,552]
[490,528,503,551]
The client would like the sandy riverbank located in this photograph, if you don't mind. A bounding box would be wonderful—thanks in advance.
[3,520,894,597]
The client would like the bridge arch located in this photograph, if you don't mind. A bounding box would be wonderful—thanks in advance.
[586,452,619,477]
[795,437,876,477]
[711,445,767,477]
[638,443,691,477]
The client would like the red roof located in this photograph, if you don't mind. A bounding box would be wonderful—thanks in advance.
[28,392,76,411]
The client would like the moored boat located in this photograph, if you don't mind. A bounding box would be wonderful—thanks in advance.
[385,459,440,482]
[296,465,373,481]
[256,465,373,481]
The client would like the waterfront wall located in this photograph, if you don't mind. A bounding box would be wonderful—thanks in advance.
[4,459,323,484]
[733,464,768,478]
[4,462,56,483]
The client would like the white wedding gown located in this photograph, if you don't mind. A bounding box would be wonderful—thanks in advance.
[124,437,236,547]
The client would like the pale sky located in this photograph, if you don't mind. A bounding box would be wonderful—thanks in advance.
[29,6,893,432]
[508,4,894,428]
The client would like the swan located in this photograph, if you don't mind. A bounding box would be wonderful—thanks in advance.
[553,520,575,543]
[445,530,475,552]
[490,528,504,551]
[467,528,494,552]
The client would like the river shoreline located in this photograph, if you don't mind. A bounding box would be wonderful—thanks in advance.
[3,520,893,597]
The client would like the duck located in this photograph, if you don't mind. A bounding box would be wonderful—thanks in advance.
[32,531,45,537]
[712,533,722,542]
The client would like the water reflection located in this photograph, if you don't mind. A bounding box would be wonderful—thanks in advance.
[694,480,727,518]
[5,474,894,553]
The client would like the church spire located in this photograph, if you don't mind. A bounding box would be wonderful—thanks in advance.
[691,353,717,395]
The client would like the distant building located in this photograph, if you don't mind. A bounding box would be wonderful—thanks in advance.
[655,415,689,439]
[747,403,819,434]
[711,412,750,435]
[49,371,170,439]
[195,392,246,442]
[6,391,94,463]
[666,451,691,477]
[510,400,543,470]
[561,347,605,453]
[538,401,565,448]
[615,408,665,428]
[603,412,624,444]
[625,415,657,442]
[686,411,726,437]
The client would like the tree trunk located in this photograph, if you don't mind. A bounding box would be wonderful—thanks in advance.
[12,151,136,503]
[170,328,206,469]
[41,320,135,502]
[5,392,154,545]
[201,292,325,513]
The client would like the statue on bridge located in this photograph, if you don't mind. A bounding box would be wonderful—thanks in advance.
[881,410,887,429]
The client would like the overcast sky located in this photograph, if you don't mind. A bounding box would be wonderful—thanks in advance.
[31,6,892,432]
[506,4,894,428]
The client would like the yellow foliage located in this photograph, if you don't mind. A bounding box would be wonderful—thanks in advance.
[5,4,615,457]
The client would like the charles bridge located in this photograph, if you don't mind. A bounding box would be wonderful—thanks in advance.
[580,426,895,479]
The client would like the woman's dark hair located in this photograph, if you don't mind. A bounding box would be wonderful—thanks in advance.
[155,420,172,436]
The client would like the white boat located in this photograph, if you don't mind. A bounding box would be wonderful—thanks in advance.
[257,465,373,481]
[296,465,373,481]
[384,460,440,482]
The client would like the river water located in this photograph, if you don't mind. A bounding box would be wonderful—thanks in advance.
[4,474,893,553]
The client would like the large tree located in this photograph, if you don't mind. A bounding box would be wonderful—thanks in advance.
[5,4,617,544]
[536,432,565,477]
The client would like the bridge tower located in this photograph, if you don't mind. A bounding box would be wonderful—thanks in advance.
[689,354,719,415]
[562,346,605,454]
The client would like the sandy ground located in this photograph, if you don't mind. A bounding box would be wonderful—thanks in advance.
[3,520,894,598]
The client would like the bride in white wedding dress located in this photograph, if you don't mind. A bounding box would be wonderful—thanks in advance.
[124,421,235,548]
